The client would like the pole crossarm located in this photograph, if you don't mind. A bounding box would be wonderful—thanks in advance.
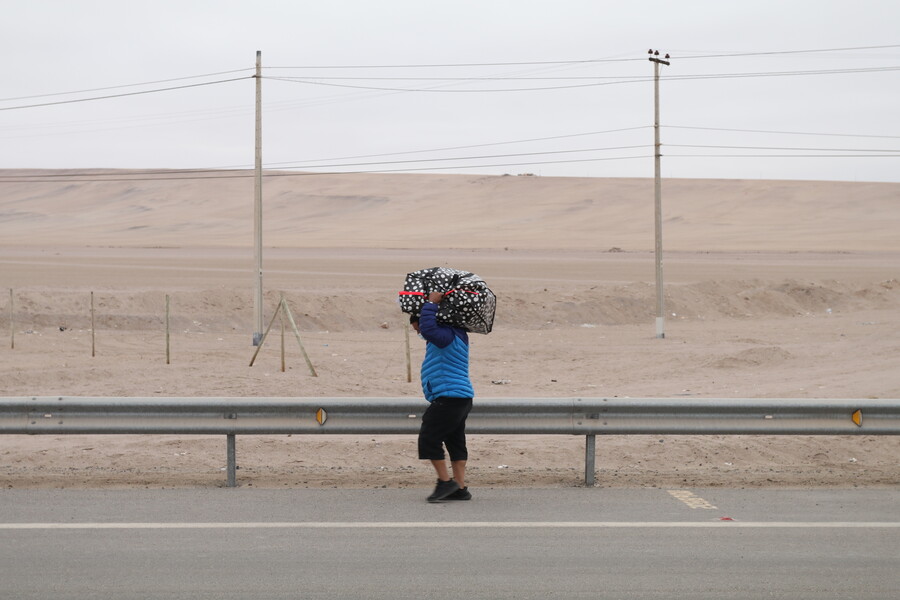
[1,397,898,436]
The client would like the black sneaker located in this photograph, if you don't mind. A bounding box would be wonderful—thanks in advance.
[427,479,460,503]
[445,486,472,501]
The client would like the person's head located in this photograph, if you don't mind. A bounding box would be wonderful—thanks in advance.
[409,313,420,333]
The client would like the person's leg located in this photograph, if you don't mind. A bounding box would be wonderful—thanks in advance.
[419,401,459,502]
[451,460,466,489]
[419,402,449,477]
[445,398,473,489]
[419,398,469,474]
[430,459,451,481]
[420,398,471,501]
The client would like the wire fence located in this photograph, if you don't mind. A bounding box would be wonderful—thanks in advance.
[2,288,414,379]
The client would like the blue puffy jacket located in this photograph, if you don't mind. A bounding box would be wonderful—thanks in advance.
[418,302,474,402]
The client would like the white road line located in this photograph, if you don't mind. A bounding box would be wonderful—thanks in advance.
[1,522,898,530]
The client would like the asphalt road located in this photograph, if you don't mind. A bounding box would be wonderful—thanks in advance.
[1,487,898,599]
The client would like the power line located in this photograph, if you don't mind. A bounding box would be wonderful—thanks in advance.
[263,145,654,171]
[0,104,254,139]
[0,126,652,177]
[3,137,894,183]
[0,69,254,102]
[0,154,653,182]
[0,146,654,183]
[0,77,252,111]
[278,127,651,166]
[5,46,896,113]
[3,45,897,177]
[264,75,643,92]
[6,44,897,110]
[266,57,643,69]
[673,44,900,60]
[0,168,250,181]
[268,75,653,81]
[281,154,654,174]
[264,44,900,69]
[668,144,900,153]
[5,147,896,183]
[668,153,900,158]
[666,125,900,139]
[662,65,900,81]
[266,64,899,93]
[260,65,900,82]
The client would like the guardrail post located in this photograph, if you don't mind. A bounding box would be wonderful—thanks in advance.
[584,434,596,487]
[226,434,237,487]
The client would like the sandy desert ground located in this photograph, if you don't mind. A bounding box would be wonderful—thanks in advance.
[0,170,898,490]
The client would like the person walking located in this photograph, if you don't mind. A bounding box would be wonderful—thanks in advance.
[410,291,474,502]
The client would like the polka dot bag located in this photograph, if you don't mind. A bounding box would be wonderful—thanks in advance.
[399,267,496,334]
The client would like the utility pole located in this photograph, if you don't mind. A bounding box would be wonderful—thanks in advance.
[649,49,670,339]
[253,50,263,346]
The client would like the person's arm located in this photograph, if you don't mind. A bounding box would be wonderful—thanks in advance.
[418,292,454,348]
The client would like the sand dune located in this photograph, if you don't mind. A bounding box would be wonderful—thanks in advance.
[0,170,897,251]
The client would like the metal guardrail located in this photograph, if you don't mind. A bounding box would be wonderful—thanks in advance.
[1,397,898,487]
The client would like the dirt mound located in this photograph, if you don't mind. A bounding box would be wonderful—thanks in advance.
[709,346,794,369]
[7,278,900,334]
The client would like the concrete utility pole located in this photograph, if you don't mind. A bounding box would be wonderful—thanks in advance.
[649,49,670,339]
[253,50,263,346]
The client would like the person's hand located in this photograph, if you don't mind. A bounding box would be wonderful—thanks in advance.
[427,291,444,304]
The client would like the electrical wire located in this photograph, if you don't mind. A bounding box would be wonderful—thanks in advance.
[667,153,899,158]
[265,63,900,93]
[0,77,252,111]
[266,57,644,69]
[277,153,654,175]
[265,75,647,92]
[666,125,900,139]
[2,44,897,178]
[5,44,897,109]
[261,56,623,109]
[672,44,900,60]
[274,127,651,167]
[259,65,900,82]
[268,75,652,81]
[3,137,894,183]
[661,65,900,81]
[0,126,651,177]
[265,44,900,69]
[261,145,654,171]
[668,144,900,153]
[0,103,256,140]
[5,145,895,183]
[0,69,254,102]
[0,154,654,183]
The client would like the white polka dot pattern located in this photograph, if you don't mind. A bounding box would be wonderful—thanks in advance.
[399,267,496,334]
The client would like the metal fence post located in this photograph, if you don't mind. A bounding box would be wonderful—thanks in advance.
[584,434,596,487]
[226,434,237,487]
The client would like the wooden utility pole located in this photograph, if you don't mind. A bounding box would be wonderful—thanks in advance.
[649,49,670,339]
[253,50,264,346]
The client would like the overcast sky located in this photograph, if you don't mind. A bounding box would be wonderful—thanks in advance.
[2,0,898,182]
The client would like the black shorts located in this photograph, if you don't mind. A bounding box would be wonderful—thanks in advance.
[417,397,473,461]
